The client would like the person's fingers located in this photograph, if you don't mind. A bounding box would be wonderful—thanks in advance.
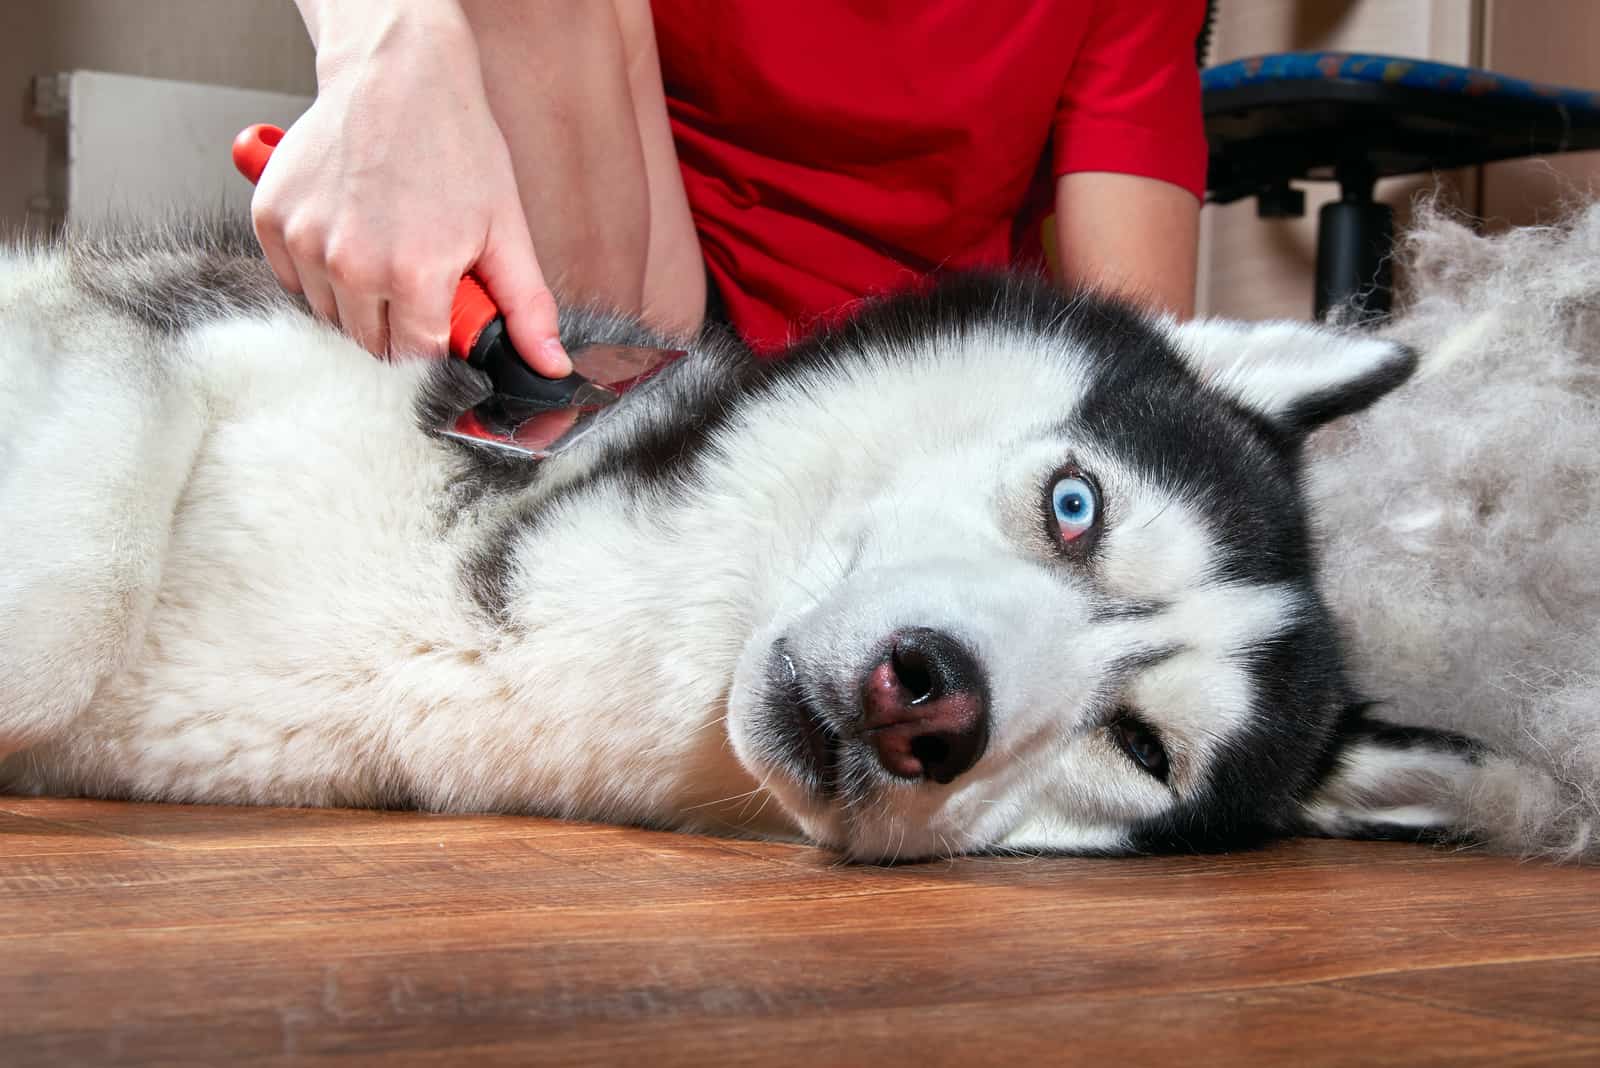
[474,206,571,377]
[279,216,340,325]
[251,195,305,297]
[325,242,392,355]
[387,264,455,359]
[334,291,390,357]
[296,262,340,327]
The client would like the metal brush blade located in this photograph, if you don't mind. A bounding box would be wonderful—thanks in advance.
[434,344,684,459]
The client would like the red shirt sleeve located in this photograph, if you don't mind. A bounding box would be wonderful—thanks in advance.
[1052,0,1208,199]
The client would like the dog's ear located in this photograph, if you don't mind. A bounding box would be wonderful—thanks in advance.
[1297,710,1489,845]
[1167,319,1416,441]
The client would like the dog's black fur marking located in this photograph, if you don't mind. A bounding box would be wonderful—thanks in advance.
[1127,620,1354,854]
[1336,707,1487,762]
[1281,345,1421,439]
[1296,700,1489,819]
[67,217,296,335]
[1089,600,1169,623]
[432,309,759,620]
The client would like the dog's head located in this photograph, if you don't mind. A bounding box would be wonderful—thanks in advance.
[721,275,1467,860]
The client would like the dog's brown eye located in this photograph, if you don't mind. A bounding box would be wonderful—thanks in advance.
[1111,715,1169,782]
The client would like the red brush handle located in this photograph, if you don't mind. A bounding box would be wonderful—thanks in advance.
[230,123,281,185]
[231,123,498,361]
[447,276,500,362]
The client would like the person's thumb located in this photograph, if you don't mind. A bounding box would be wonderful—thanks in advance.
[474,212,571,378]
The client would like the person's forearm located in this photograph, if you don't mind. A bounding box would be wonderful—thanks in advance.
[291,0,334,46]
[293,0,476,86]
[1054,172,1199,320]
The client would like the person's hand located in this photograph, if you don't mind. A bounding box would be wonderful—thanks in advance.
[253,1,570,375]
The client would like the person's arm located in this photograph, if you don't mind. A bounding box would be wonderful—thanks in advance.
[1049,0,1207,320]
[1054,172,1199,319]
[612,0,706,336]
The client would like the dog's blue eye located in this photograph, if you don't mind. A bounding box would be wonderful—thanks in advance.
[1051,475,1098,542]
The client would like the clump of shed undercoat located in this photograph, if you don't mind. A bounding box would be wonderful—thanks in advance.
[1310,200,1600,861]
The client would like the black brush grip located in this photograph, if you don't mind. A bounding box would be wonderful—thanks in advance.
[465,317,589,409]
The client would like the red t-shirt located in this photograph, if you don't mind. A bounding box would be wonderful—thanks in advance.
[652,1,1207,353]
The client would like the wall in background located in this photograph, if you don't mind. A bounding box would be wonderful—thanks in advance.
[1479,0,1600,226]
[0,1,314,232]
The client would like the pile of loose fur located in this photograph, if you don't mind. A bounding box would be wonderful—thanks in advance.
[1309,201,1600,861]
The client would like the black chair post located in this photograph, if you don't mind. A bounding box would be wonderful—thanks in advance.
[1314,162,1393,324]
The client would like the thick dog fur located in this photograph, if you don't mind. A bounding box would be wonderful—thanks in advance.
[1306,203,1600,861]
[0,211,1592,862]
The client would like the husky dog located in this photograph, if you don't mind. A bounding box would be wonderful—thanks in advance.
[0,218,1584,861]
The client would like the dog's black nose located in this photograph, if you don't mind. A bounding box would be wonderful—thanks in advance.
[860,628,990,784]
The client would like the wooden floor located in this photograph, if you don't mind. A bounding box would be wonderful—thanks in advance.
[3,798,1598,1066]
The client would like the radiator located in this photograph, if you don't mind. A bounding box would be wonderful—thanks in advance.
[34,70,311,225]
